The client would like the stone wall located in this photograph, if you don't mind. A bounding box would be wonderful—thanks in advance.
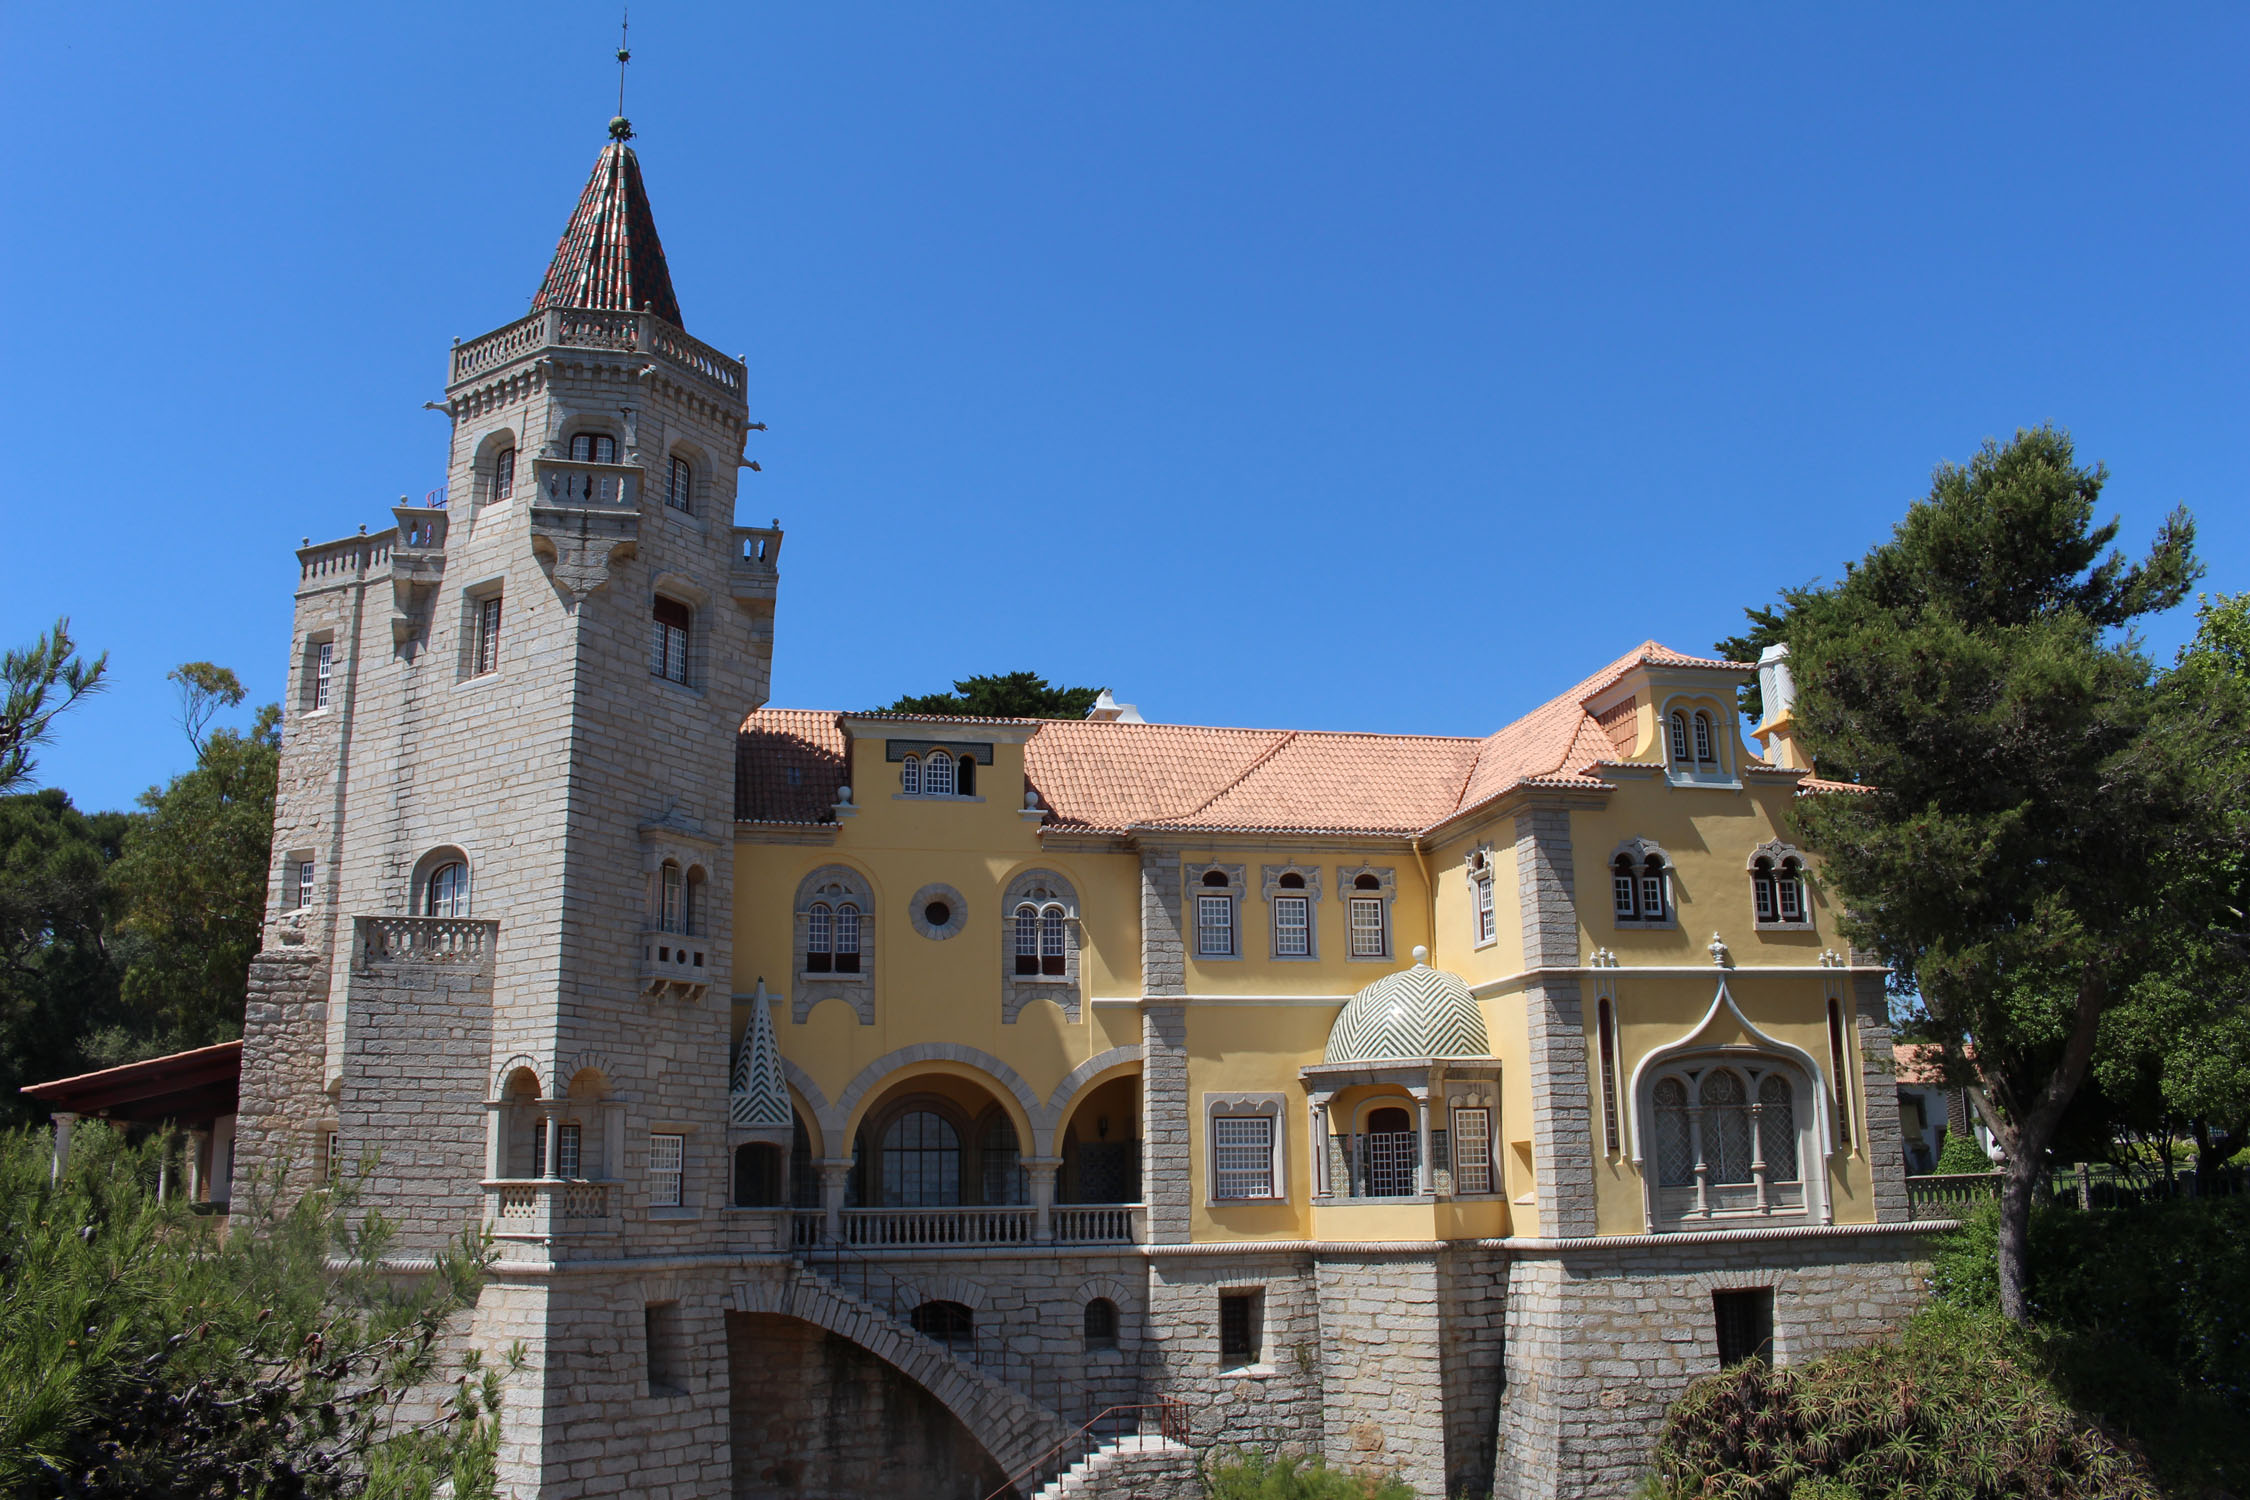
[1514,808,1596,1237]
[1316,1255,1444,1494]
[729,1310,1010,1500]
[338,950,494,1249]
[1493,1228,1933,1500]
[1143,1251,1324,1456]
[232,948,330,1203]
[1437,1248,1509,1499]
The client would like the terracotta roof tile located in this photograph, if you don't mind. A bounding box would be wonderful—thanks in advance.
[533,143,683,328]
[738,642,1766,836]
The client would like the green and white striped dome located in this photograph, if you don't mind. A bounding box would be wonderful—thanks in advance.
[1324,957,1490,1064]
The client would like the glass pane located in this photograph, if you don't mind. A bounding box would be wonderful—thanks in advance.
[1197,895,1233,956]
[1274,896,1309,956]
[1349,898,1386,957]
[1759,1075,1798,1182]
[1212,1115,1272,1198]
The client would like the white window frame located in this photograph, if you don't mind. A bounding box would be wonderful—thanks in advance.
[1450,1105,1494,1195]
[557,1122,582,1178]
[1466,845,1497,948]
[649,1132,685,1208]
[1337,866,1397,962]
[1259,864,1322,961]
[295,857,315,912]
[1609,840,1674,928]
[1273,895,1310,957]
[1206,1094,1287,1203]
[901,755,921,796]
[1188,863,1245,960]
[1347,896,1388,959]
[1748,841,1814,931]
[312,639,334,710]
[924,750,957,796]
[1197,894,1235,957]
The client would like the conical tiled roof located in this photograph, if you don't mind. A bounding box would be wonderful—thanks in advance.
[533,142,684,328]
[730,984,790,1130]
[1324,960,1490,1065]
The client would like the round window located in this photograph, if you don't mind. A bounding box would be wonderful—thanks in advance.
[909,884,967,941]
[924,901,952,927]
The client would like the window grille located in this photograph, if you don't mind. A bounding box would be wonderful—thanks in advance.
[569,432,618,464]
[1083,1298,1118,1349]
[1348,897,1387,958]
[532,1115,549,1175]
[901,755,921,795]
[667,456,692,512]
[1597,999,1620,1153]
[425,861,468,918]
[1693,711,1715,763]
[1273,895,1310,956]
[1757,1076,1798,1182]
[1653,1078,1694,1187]
[313,641,333,709]
[649,1133,684,1207]
[1219,1291,1259,1365]
[1451,1107,1492,1194]
[1039,904,1067,975]
[1211,1114,1274,1199]
[558,1123,581,1178]
[1196,894,1234,957]
[924,751,956,796]
[1700,1069,1755,1184]
[651,597,690,684]
[1712,1289,1774,1367]
[1474,872,1495,943]
[493,446,515,500]
[660,863,683,933]
[1361,1108,1418,1196]
[295,859,315,911]
[475,595,502,675]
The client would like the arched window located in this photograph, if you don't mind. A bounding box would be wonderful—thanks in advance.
[1652,1078,1693,1187]
[1646,1062,1812,1224]
[1361,1104,1418,1198]
[659,861,683,933]
[880,1111,961,1206]
[1668,711,1691,763]
[1699,1070,1754,1184]
[832,903,861,973]
[1597,998,1621,1154]
[910,1300,974,1348]
[980,1114,1027,1205]
[1827,1000,1852,1145]
[798,871,872,987]
[1468,850,1496,945]
[734,1142,783,1207]
[925,750,957,796]
[957,753,975,796]
[1039,903,1067,975]
[1613,850,1669,923]
[568,432,618,464]
[1083,1298,1119,1350]
[1639,856,1667,921]
[1693,711,1716,764]
[1013,902,1041,975]
[666,456,693,513]
[425,860,468,918]
[1757,1075,1799,1183]
[901,755,921,796]
[806,902,833,970]
[493,446,516,501]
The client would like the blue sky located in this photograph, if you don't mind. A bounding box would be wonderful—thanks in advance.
[5,4,2244,813]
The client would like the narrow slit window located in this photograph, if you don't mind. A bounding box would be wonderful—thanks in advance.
[295,858,315,912]
[475,595,502,676]
[493,446,516,501]
[1597,998,1620,1153]
[1827,1000,1852,1145]
[667,456,693,513]
[1473,865,1495,944]
[313,640,334,709]
[651,597,691,685]
[660,862,683,933]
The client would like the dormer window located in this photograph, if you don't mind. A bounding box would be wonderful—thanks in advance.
[568,432,618,464]
[924,750,957,796]
[666,456,692,513]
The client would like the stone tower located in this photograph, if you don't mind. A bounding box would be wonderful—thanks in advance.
[235,131,779,1492]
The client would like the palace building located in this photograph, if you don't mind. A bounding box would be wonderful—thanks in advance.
[232,128,1931,1500]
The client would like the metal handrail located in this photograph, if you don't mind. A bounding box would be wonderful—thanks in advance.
[981,1401,1191,1500]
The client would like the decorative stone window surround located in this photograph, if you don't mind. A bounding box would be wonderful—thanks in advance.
[470,426,520,508]
[1640,1057,1814,1229]
[1747,838,1815,932]
[1185,862,1247,962]
[792,864,875,1025]
[888,739,993,802]
[409,845,473,918]
[1337,864,1397,962]
[1658,691,1741,789]
[1608,837,1677,930]
[454,576,508,684]
[1205,1092,1287,1204]
[1258,864,1323,961]
[908,883,968,941]
[1002,868,1082,1024]
[1463,843,1498,950]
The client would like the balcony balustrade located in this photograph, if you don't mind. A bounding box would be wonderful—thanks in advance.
[356,916,495,971]
[786,1204,1145,1248]
[448,308,746,394]
[482,1178,614,1238]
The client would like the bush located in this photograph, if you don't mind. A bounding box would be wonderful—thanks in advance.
[1934,1131,1997,1175]
[0,1122,514,1498]
[1646,1304,2159,1500]
[1201,1447,1414,1500]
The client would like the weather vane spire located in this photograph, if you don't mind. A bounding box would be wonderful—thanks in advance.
[609,9,633,142]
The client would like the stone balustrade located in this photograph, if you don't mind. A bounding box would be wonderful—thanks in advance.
[448,307,746,394]
[482,1178,614,1239]
[841,1207,1036,1248]
[356,916,496,971]
[1905,1170,2000,1220]
[299,533,393,584]
[533,458,636,509]
[1051,1204,1141,1244]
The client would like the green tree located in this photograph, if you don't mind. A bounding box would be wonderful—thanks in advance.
[110,672,280,1050]
[1720,426,2244,1323]
[881,671,1104,719]
[0,791,130,1126]
[0,1122,515,1498]
[0,619,107,794]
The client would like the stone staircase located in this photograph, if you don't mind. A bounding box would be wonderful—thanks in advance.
[1031,1434,1198,1500]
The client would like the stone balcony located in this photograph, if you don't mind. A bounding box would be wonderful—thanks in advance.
[787,1204,1145,1250]
[482,1178,617,1241]
[637,932,710,1003]
[355,916,497,974]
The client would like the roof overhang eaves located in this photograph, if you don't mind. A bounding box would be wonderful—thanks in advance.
[1415,777,1613,844]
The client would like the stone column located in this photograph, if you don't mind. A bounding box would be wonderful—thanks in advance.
[541,1102,563,1179]
[186,1129,211,1203]
[1514,806,1597,1237]
[1028,1157,1062,1242]
[1308,1095,1332,1198]
[1849,969,1911,1223]
[817,1159,853,1242]
[1412,1090,1434,1196]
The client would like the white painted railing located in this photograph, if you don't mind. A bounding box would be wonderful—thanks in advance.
[1052,1205,1138,1244]
[839,1207,1035,1247]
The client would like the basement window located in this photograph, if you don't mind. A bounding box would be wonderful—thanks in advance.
[1713,1288,1774,1368]
[645,1300,685,1395]
[1219,1290,1261,1368]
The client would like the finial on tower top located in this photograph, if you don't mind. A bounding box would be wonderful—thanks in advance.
[610,9,634,142]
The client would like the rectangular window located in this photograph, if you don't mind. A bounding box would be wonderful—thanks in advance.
[1778,874,1804,923]
[1211,1114,1275,1199]
[1713,1289,1774,1367]
[667,456,693,513]
[1613,869,1637,919]
[1754,874,1777,922]
[645,1301,684,1394]
[557,1123,581,1178]
[1348,897,1387,958]
[323,1130,341,1184]
[651,597,691,684]
[1451,1107,1493,1194]
[294,858,315,911]
[1474,875,1495,944]
[313,640,334,709]
[660,865,683,933]
[533,1115,548,1176]
[1196,894,1234,957]
[649,1133,684,1207]
[475,594,502,675]
[1273,895,1309,956]
[833,906,861,973]
[1218,1291,1261,1367]
[1639,873,1665,921]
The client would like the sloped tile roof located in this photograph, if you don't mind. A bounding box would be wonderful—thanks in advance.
[736,641,1758,836]
[533,142,684,328]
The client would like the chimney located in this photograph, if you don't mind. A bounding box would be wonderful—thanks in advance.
[1751,644,1810,771]
[1085,689,1146,724]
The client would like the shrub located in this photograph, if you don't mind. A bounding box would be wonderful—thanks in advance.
[1934,1131,1997,1175]
[1202,1447,1414,1500]
[1646,1304,2158,1500]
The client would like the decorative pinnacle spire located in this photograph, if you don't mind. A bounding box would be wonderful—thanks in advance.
[609,9,633,142]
